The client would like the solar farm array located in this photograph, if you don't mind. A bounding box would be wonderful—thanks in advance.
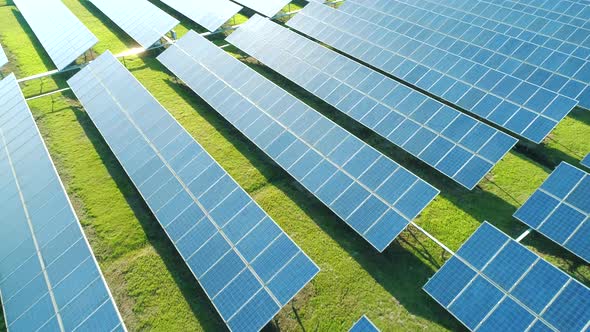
[1,0,589,331]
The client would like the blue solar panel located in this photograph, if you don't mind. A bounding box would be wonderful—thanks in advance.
[159,0,242,32]
[88,0,179,49]
[12,0,98,70]
[157,30,439,252]
[340,0,590,110]
[582,153,590,168]
[0,74,125,332]
[227,15,517,190]
[287,3,581,143]
[67,51,319,332]
[424,222,590,331]
[514,162,590,263]
[349,315,380,332]
[233,0,290,17]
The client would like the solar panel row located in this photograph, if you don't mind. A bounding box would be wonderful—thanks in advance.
[158,30,440,252]
[349,315,381,332]
[477,0,590,33]
[0,74,125,332]
[514,162,590,263]
[159,0,242,32]
[67,51,319,332]
[12,0,98,70]
[582,153,590,168]
[390,0,590,64]
[287,3,579,143]
[0,44,7,68]
[424,222,590,332]
[341,0,590,109]
[227,16,517,190]
[88,0,179,49]
[233,0,291,17]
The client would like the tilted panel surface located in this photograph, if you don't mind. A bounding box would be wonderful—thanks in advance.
[340,0,590,110]
[160,0,242,32]
[424,222,590,331]
[67,51,319,332]
[227,16,517,190]
[12,0,98,70]
[287,3,579,143]
[157,30,439,252]
[349,315,381,332]
[88,0,179,48]
[0,74,125,332]
[514,162,590,263]
[233,0,291,17]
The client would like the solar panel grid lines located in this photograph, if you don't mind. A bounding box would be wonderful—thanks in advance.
[232,0,291,17]
[477,0,590,29]
[287,3,580,143]
[582,153,590,168]
[12,0,98,70]
[227,15,518,190]
[157,30,440,252]
[0,44,7,68]
[67,51,319,332]
[349,315,381,332]
[397,0,590,62]
[0,73,126,332]
[159,0,242,32]
[423,221,590,332]
[341,0,590,109]
[88,0,179,49]
[513,162,590,263]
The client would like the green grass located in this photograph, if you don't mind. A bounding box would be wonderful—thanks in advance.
[1,1,589,331]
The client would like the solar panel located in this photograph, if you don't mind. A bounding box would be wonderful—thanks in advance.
[341,0,590,111]
[157,30,440,252]
[67,51,319,332]
[227,16,517,190]
[159,0,242,32]
[88,0,179,49]
[349,315,380,332]
[233,0,291,17]
[514,162,590,263]
[384,0,590,67]
[424,222,590,332]
[287,3,580,143]
[0,74,125,332]
[455,0,590,52]
[12,0,98,70]
[582,153,590,168]
[0,44,7,68]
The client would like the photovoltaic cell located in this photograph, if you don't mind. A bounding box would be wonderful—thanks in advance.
[340,0,590,110]
[0,74,125,332]
[0,44,7,68]
[349,315,381,332]
[424,222,590,331]
[12,0,98,70]
[287,3,580,143]
[435,0,590,60]
[227,16,517,190]
[157,30,439,252]
[88,0,179,49]
[67,51,319,332]
[514,162,590,263]
[233,0,291,17]
[159,0,242,32]
[582,153,590,168]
